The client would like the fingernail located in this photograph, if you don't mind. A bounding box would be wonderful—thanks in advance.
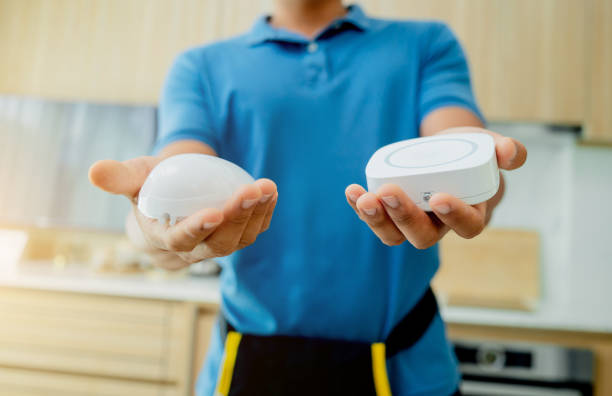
[203,221,221,229]
[349,193,359,203]
[260,194,272,203]
[382,196,399,209]
[506,137,517,161]
[242,198,259,209]
[432,204,451,215]
[363,207,376,216]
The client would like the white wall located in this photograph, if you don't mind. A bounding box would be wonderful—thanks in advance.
[567,145,612,319]
[488,123,612,323]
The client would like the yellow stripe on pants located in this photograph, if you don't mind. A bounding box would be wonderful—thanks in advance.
[371,342,392,396]
[215,331,242,396]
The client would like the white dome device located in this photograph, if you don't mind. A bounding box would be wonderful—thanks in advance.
[138,154,254,224]
[366,133,499,211]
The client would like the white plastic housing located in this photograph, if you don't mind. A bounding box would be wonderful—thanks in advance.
[366,133,499,211]
[138,154,254,224]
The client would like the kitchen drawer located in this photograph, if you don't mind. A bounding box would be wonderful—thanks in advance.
[0,288,194,384]
[0,366,179,396]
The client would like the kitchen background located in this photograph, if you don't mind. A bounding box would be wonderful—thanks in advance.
[0,0,610,395]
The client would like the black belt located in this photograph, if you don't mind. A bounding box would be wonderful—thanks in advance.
[216,287,438,396]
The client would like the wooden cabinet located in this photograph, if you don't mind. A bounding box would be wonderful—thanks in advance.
[0,0,265,104]
[0,1,609,137]
[191,304,219,393]
[0,367,181,396]
[364,0,586,124]
[584,0,612,143]
[0,287,196,396]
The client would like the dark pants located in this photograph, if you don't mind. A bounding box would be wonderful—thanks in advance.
[217,288,442,396]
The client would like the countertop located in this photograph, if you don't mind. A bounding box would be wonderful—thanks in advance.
[0,263,221,303]
[1,262,611,335]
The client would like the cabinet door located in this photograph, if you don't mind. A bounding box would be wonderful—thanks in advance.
[0,0,266,104]
[584,0,612,143]
[0,0,591,125]
[0,367,180,396]
[0,288,194,393]
[192,305,219,392]
[363,0,586,124]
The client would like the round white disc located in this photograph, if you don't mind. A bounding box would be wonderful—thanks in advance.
[385,138,477,169]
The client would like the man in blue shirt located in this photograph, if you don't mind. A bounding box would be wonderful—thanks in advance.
[90,1,527,395]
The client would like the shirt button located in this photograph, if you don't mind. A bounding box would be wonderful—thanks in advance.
[307,42,318,53]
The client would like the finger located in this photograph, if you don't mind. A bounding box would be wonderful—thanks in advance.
[163,208,224,252]
[149,250,191,271]
[355,192,406,246]
[375,184,442,249]
[345,184,367,213]
[133,205,170,249]
[260,192,278,232]
[428,193,487,239]
[176,251,207,265]
[88,156,160,199]
[198,183,262,257]
[237,179,277,248]
[125,209,152,250]
[494,135,527,170]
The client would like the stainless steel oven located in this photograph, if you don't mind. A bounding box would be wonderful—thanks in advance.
[453,340,594,396]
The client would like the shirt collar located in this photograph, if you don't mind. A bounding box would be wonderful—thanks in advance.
[246,4,370,46]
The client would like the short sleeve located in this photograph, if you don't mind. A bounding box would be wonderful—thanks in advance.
[154,50,220,154]
[418,23,484,125]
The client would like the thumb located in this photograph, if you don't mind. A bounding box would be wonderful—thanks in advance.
[438,126,527,170]
[88,156,160,199]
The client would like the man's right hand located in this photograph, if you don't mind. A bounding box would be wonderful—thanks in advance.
[88,155,278,268]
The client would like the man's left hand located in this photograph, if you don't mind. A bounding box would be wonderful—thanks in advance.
[345,127,527,249]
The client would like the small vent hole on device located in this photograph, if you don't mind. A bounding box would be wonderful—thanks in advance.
[422,192,432,202]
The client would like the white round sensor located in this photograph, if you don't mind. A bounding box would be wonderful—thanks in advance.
[138,154,254,224]
[366,133,499,210]
[385,138,476,168]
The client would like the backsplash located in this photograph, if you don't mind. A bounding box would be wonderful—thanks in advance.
[488,123,612,316]
[0,96,156,230]
[567,144,612,317]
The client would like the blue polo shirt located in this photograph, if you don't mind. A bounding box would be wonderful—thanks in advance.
[157,5,482,396]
